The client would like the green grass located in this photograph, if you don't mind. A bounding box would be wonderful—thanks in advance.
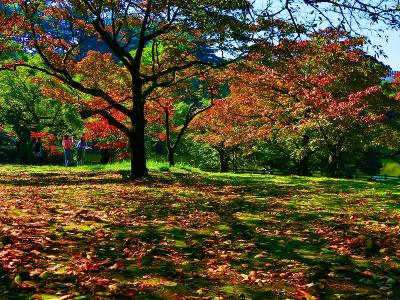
[0,163,399,299]
[0,160,202,174]
[381,160,400,176]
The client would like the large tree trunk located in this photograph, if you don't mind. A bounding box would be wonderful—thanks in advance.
[217,147,229,173]
[327,147,339,177]
[167,147,175,166]
[130,121,148,178]
[15,132,33,164]
[295,154,311,176]
[130,83,148,178]
[164,109,175,167]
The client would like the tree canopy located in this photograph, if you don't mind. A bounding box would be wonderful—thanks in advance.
[0,0,399,177]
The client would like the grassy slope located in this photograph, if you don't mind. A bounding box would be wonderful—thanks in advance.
[381,160,400,177]
[0,163,399,299]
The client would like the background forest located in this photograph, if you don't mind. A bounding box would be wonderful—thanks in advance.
[1,31,399,178]
[0,1,399,178]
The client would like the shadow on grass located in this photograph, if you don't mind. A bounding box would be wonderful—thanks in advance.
[0,169,399,298]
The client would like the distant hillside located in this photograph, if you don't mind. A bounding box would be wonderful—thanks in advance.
[78,33,223,64]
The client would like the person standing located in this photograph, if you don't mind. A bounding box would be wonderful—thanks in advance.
[62,135,74,166]
[76,137,87,166]
[32,137,43,165]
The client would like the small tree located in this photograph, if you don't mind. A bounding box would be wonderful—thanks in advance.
[191,98,249,172]
[146,71,225,166]
[84,110,129,163]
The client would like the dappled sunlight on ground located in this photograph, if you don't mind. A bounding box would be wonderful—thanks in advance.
[0,166,399,299]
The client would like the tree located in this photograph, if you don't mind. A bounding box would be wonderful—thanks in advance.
[393,73,400,99]
[0,0,255,177]
[191,98,250,172]
[31,130,62,158]
[84,110,130,163]
[375,73,400,159]
[0,126,15,163]
[220,29,389,176]
[146,70,224,166]
[0,67,82,163]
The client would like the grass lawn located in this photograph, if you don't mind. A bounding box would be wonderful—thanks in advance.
[0,163,399,299]
[381,160,400,177]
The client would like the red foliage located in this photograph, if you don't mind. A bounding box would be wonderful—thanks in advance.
[192,29,387,158]
[393,73,400,101]
[30,131,61,155]
[84,111,129,151]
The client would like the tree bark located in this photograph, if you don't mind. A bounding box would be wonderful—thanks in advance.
[217,147,229,172]
[15,131,33,164]
[130,120,148,178]
[167,148,175,166]
[164,108,175,166]
[327,147,340,177]
[295,154,311,176]
[130,80,148,178]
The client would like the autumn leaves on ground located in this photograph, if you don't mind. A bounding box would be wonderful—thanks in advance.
[0,165,399,299]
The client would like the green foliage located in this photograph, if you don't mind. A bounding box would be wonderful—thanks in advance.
[174,140,221,169]
[0,131,16,163]
[381,160,400,176]
[62,105,84,135]
[356,148,383,175]
[0,61,83,163]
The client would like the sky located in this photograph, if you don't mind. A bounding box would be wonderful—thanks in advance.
[253,1,400,70]
[370,30,400,70]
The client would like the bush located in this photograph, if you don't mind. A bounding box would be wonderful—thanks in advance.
[357,149,383,175]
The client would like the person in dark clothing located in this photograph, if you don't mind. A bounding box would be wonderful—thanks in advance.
[32,137,43,165]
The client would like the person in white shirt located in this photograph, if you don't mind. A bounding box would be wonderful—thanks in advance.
[76,137,87,166]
